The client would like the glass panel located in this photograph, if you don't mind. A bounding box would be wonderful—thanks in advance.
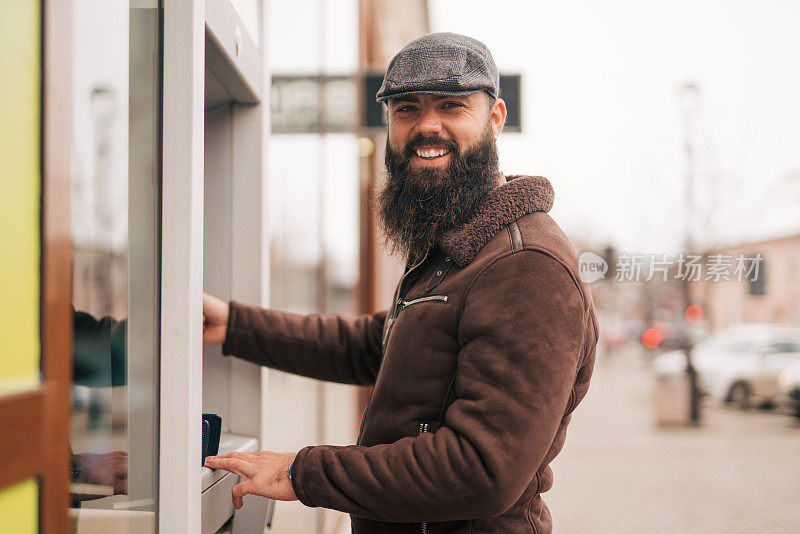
[70,0,161,527]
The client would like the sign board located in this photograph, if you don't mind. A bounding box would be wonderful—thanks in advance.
[271,74,522,133]
[271,75,356,133]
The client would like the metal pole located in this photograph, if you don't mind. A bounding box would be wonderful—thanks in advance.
[679,82,701,425]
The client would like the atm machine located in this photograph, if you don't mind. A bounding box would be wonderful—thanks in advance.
[160,1,272,533]
[200,1,271,532]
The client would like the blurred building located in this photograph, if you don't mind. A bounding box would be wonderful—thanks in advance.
[694,233,800,330]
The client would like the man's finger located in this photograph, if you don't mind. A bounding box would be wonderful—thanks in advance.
[231,479,255,510]
[222,451,255,463]
[204,457,256,478]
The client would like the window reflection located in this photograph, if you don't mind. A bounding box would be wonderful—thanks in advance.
[70,0,160,528]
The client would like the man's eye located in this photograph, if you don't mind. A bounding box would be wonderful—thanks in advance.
[443,102,463,108]
[397,106,415,112]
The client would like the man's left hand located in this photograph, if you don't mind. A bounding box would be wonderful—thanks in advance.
[204,450,297,508]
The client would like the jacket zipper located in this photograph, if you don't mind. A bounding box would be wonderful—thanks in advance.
[357,252,430,445]
[401,294,448,309]
[418,421,430,534]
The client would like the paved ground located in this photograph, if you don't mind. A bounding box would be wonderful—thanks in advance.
[546,352,800,533]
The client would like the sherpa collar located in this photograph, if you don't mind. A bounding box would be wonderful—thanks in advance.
[439,175,554,266]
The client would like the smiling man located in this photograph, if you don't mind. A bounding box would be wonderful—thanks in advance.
[203,32,598,534]
[380,89,504,265]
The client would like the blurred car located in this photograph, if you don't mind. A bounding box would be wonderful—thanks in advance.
[777,361,800,418]
[653,324,800,409]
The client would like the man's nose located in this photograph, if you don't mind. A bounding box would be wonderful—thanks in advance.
[415,107,443,136]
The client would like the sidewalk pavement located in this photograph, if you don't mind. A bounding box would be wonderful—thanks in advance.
[545,352,800,533]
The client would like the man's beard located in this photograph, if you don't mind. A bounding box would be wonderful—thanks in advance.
[377,122,501,264]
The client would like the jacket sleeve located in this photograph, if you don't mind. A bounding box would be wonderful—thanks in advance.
[73,310,127,387]
[289,250,587,521]
[221,300,388,386]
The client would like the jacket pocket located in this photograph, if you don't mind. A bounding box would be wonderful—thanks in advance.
[382,296,448,349]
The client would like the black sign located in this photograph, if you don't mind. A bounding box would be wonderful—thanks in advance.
[272,73,522,133]
[271,75,356,134]
[499,74,521,132]
[364,73,386,129]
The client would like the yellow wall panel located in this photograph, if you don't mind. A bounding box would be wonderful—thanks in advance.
[0,479,38,534]
[0,0,41,392]
[0,0,41,532]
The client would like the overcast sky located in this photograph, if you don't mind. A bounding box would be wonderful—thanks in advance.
[429,0,800,253]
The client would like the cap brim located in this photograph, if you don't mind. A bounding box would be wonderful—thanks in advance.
[375,88,486,104]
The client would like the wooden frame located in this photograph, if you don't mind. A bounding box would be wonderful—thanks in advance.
[41,0,74,531]
[0,390,47,491]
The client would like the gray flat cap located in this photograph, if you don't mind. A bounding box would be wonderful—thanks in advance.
[375,32,499,103]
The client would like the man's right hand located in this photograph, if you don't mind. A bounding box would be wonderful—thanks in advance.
[203,292,230,345]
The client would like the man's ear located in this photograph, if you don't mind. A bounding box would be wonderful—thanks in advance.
[491,98,507,136]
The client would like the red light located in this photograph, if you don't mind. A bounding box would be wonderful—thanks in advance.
[642,328,662,349]
[685,304,703,324]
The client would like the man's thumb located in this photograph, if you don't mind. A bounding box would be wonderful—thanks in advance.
[232,478,254,509]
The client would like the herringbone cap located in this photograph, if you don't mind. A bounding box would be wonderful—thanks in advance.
[375,32,499,103]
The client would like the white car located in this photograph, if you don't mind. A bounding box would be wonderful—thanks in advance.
[653,324,800,409]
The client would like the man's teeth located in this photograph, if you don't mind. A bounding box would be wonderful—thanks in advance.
[415,148,450,159]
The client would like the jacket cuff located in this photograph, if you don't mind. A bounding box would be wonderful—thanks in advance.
[289,445,318,508]
[221,300,241,357]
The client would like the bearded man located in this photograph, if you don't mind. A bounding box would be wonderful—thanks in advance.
[203,32,598,534]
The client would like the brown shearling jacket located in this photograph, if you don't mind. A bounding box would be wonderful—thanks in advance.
[222,175,598,533]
